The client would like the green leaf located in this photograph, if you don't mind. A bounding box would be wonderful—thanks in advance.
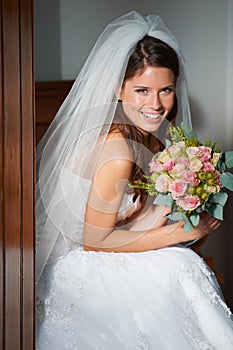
[183,214,194,232]
[153,152,161,160]
[165,139,171,148]
[180,122,198,140]
[206,203,223,220]
[223,151,233,169]
[165,211,184,221]
[217,159,226,172]
[220,172,233,191]
[204,138,211,147]
[211,141,219,151]
[153,193,173,208]
[169,126,183,143]
[189,212,200,227]
[209,192,228,206]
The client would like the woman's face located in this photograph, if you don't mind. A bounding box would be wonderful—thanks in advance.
[119,65,176,133]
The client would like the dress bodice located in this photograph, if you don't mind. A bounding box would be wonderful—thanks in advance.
[116,192,141,222]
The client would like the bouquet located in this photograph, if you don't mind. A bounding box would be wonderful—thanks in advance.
[132,122,233,232]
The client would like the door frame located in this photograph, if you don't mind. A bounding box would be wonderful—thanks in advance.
[0,0,35,348]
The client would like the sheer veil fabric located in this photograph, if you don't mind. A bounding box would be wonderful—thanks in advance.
[36,11,192,282]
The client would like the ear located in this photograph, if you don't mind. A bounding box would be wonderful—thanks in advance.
[114,82,124,101]
[118,86,124,101]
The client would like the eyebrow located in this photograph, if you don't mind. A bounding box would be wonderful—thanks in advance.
[133,84,175,89]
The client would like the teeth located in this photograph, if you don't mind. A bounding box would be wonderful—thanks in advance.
[141,112,161,119]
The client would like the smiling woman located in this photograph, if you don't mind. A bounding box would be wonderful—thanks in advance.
[35,11,233,349]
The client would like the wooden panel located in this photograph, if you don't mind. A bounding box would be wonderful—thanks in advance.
[0,2,3,347]
[0,0,34,349]
[35,80,73,143]
[2,1,21,347]
[20,0,35,348]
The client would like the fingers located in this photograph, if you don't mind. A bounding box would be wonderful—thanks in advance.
[212,219,221,231]
[206,215,220,232]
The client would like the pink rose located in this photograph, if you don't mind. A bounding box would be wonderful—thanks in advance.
[157,149,171,163]
[182,170,200,186]
[202,162,215,172]
[169,141,185,158]
[186,147,201,159]
[199,146,212,162]
[176,195,201,211]
[155,174,172,193]
[176,157,189,168]
[171,179,187,199]
[149,159,163,173]
[170,163,187,178]
[190,158,203,172]
[163,159,176,171]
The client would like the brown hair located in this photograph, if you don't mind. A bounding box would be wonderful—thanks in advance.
[110,36,179,201]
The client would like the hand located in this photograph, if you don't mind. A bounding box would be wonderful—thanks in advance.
[175,212,220,244]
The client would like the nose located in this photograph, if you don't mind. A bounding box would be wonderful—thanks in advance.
[146,93,161,110]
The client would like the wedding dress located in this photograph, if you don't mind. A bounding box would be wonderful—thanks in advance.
[36,169,233,350]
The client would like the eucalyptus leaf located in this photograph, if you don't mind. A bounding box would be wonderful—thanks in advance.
[209,192,228,206]
[217,159,226,172]
[224,151,233,169]
[165,212,184,221]
[189,212,200,227]
[183,214,194,232]
[153,193,173,208]
[164,193,174,208]
[180,122,198,140]
[220,172,233,191]
[165,139,171,148]
[206,203,223,220]
[153,152,161,160]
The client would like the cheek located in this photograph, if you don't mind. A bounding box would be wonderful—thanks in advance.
[120,88,142,105]
[122,102,134,116]
[164,95,175,110]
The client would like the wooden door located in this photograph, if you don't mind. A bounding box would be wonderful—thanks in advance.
[0,0,34,349]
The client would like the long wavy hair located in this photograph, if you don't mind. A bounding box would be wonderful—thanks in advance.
[109,36,179,202]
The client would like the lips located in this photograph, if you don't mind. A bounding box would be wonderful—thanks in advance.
[140,111,163,122]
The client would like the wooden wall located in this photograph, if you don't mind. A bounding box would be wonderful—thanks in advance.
[35,80,73,144]
[0,1,34,349]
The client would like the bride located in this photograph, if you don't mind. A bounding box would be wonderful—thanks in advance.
[36,11,233,349]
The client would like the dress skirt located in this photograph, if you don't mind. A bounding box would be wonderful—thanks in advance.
[36,245,233,350]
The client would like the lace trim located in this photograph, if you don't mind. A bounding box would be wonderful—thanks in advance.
[130,329,152,349]
[175,255,232,349]
[69,247,136,270]
[176,256,232,318]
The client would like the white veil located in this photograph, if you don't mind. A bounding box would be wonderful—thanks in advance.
[36,11,192,282]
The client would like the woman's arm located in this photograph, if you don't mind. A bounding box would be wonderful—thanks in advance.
[84,135,220,252]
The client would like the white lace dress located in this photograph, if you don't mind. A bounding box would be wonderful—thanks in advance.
[36,172,233,350]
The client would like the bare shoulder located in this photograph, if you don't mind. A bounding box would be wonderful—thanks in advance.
[100,131,133,162]
[90,131,134,203]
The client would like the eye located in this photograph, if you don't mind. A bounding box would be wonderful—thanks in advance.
[135,88,148,94]
[160,87,174,96]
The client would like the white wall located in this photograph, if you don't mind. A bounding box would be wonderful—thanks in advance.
[34,0,61,81]
[35,0,233,306]
[59,0,232,148]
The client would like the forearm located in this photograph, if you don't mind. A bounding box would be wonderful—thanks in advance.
[84,211,220,253]
[126,204,171,231]
[84,221,183,252]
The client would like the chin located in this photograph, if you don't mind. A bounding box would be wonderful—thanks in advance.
[141,120,165,134]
